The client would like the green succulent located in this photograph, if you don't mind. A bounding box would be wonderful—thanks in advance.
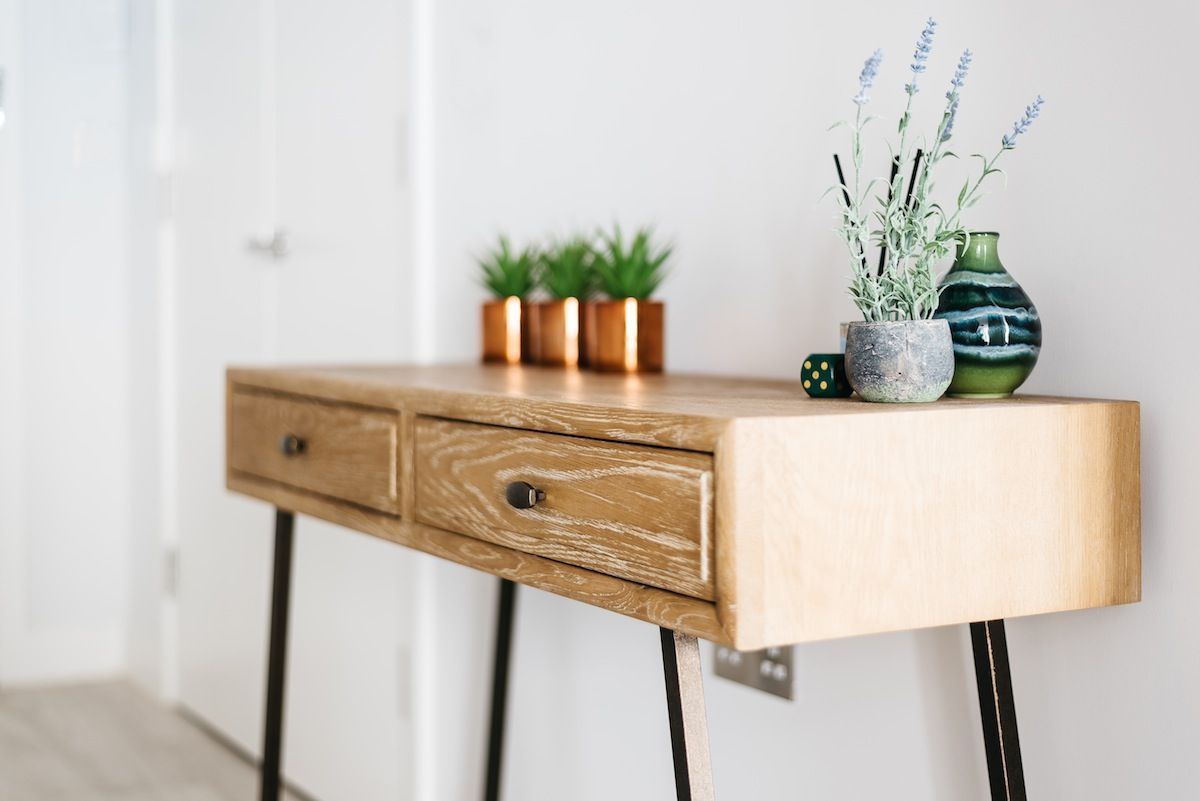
[537,237,596,300]
[592,225,671,300]
[478,235,538,299]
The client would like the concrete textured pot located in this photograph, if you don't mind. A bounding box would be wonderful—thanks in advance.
[844,319,954,403]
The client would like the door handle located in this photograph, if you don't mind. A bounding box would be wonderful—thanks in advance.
[505,481,545,509]
[247,228,289,259]
[278,433,306,456]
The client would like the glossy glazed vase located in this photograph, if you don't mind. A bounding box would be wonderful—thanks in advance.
[935,232,1041,397]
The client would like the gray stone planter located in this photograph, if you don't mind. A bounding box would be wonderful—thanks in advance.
[844,320,954,403]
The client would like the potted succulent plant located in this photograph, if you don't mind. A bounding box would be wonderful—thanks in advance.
[830,18,1043,402]
[529,236,596,367]
[478,235,537,364]
[587,225,671,373]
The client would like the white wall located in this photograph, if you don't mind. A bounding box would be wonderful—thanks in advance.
[0,0,134,686]
[418,1,1199,798]
[0,0,27,686]
[124,0,174,697]
[5,1,1192,797]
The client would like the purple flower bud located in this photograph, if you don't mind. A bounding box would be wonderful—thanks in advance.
[1002,95,1045,148]
[905,17,938,95]
[947,49,973,99]
[853,49,884,106]
[941,96,960,142]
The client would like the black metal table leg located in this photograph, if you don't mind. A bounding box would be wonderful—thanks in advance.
[261,509,295,801]
[971,619,1027,801]
[483,578,518,801]
[661,628,715,801]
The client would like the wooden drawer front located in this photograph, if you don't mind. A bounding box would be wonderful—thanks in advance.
[230,390,399,513]
[414,417,714,599]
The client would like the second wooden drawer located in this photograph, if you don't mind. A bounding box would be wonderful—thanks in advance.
[414,417,715,600]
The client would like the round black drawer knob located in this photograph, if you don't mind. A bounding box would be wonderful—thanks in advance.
[279,433,306,456]
[505,481,545,509]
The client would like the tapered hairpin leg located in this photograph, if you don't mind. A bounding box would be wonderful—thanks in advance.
[260,509,295,801]
[483,578,518,801]
[660,628,715,801]
[971,619,1027,801]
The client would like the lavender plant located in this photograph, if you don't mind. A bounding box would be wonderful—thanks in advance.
[831,18,1044,321]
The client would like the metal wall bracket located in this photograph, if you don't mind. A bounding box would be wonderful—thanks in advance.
[713,645,794,700]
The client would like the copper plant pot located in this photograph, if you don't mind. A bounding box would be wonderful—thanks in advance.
[481,297,531,364]
[585,299,663,373]
[529,298,590,367]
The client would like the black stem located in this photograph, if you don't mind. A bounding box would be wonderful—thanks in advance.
[832,153,852,208]
[833,154,869,273]
[877,156,901,276]
[904,148,924,212]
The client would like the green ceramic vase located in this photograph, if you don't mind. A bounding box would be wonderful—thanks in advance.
[934,232,1041,397]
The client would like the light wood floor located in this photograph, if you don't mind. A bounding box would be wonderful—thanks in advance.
[0,681,303,801]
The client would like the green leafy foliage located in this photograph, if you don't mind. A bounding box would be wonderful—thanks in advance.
[537,237,596,300]
[478,235,537,299]
[592,226,671,300]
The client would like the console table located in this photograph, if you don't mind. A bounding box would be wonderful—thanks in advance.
[225,364,1140,801]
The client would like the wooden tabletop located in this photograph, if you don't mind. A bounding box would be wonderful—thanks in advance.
[226,364,1141,649]
[228,362,1125,450]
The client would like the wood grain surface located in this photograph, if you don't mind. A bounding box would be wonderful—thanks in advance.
[663,631,714,801]
[228,389,400,513]
[228,364,1126,451]
[226,364,1142,648]
[414,416,715,599]
[226,471,728,642]
[0,683,310,801]
[718,400,1141,648]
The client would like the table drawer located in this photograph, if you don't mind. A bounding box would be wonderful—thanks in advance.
[229,390,399,513]
[414,417,714,599]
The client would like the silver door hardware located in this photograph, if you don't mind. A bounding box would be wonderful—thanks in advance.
[247,228,289,259]
[714,644,794,700]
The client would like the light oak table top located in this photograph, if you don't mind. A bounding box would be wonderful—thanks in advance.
[226,364,1141,650]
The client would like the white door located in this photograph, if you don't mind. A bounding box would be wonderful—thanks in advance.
[173,0,414,798]
[0,0,132,685]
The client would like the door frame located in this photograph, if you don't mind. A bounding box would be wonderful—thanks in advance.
[0,0,139,687]
[0,0,28,685]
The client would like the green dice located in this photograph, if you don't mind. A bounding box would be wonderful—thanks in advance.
[802,353,852,398]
